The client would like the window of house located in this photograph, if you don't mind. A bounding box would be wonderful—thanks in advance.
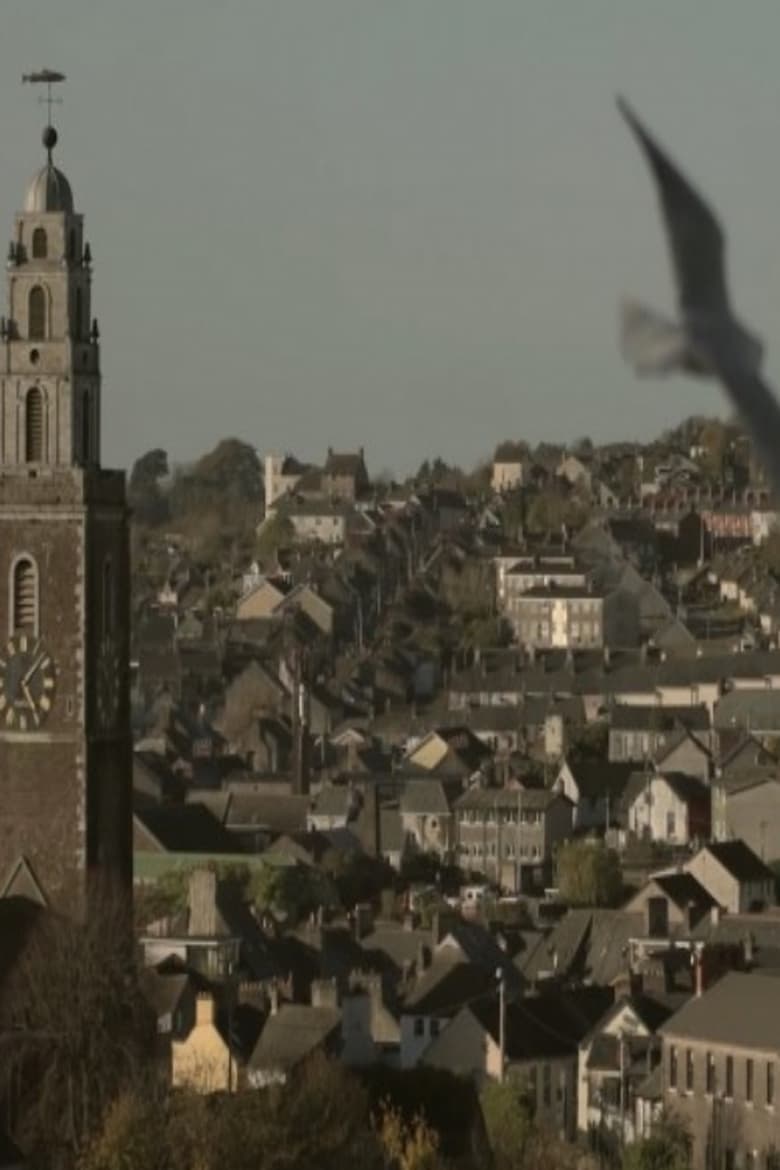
[25,386,43,462]
[413,1018,424,1038]
[706,1052,715,1095]
[430,1019,440,1038]
[28,285,46,339]
[527,1066,538,1104]
[747,1058,754,1104]
[31,227,47,259]
[768,1061,775,1107]
[669,1046,678,1090]
[11,557,38,635]
[666,811,676,839]
[542,1064,551,1107]
[725,1055,734,1099]
[686,1049,694,1092]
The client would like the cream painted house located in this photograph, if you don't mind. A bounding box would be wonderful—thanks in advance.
[172,993,238,1093]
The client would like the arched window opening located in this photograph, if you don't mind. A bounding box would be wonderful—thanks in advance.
[28,285,46,340]
[81,391,91,464]
[102,559,114,638]
[12,557,37,635]
[74,288,83,340]
[25,387,44,462]
[31,228,47,259]
[67,230,76,262]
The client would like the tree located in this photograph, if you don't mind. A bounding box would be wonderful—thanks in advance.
[256,511,294,564]
[247,861,338,925]
[128,448,169,525]
[622,1113,691,1170]
[480,1079,535,1170]
[78,1089,170,1170]
[556,840,623,907]
[375,1101,443,1170]
[0,885,156,1165]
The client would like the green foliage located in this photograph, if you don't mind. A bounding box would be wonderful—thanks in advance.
[622,1113,691,1170]
[525,486,590,535]
[556,840,623,907]
[375,1100,443,1170]
[256,511,295,563]
[480,1078,535,1170]
[568,721,609,764]
[128,447,170,526]
[247,861,338,925]
[320,850,395,910]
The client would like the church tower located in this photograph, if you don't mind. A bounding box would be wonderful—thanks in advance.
[0,117,132,912]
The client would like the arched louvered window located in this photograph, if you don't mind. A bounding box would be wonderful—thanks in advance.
[31,228,47,259]
[25,387,44,462]
[67,229,76,262]
[74,288,83,340]
[28,285,46,340]
[81,391,91,464]
[11,557,38,635]
[102,558,114,638]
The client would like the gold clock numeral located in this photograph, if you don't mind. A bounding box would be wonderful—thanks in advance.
[39,694,51,713]
[5,707,14,726]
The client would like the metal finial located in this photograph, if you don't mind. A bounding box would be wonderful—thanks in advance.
[21,70,66,157]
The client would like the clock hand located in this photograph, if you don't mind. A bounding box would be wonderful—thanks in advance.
[22,653,45,685]
[21,681,39,724]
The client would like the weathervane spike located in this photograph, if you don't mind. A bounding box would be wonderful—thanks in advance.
[21,69,66,135]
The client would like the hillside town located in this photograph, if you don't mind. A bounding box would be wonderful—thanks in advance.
[4,30,780,1170]
[109,420,780,1169]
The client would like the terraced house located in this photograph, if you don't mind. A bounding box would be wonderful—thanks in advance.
[453,786,572,893]
[660,973,780,1169]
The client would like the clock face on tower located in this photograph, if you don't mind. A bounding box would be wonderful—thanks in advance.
[0,634,56,731]
[96,637,120,729]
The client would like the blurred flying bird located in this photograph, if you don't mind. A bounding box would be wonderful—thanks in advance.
[616,96,780,497]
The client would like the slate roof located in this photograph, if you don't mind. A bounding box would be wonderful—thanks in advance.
[225,793,310,835]
[471,986,614,1061]
[660,972,780,1049]
[698,841,775,884]
[400,780,451,816]
[610,705,710,733]
[403,959,495,1018]
[134,804,241,855]
[564,760,635,801]
[310,786,353,819]
[650,873,716,911]
[518,909,645,986]
[248,1004,341,1073]
[714,690,780,731]
[454,786,566,813]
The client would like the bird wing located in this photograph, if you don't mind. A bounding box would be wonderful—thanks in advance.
[620,298,690,375]
[701,328,780,500]
[617,96,729,315]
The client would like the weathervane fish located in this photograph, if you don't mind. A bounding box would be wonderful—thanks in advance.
[617,96,780,499]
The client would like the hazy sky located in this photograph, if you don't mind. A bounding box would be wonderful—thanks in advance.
[2,1,780,475]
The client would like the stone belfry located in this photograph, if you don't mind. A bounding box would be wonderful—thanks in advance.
[0,95,132,913]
